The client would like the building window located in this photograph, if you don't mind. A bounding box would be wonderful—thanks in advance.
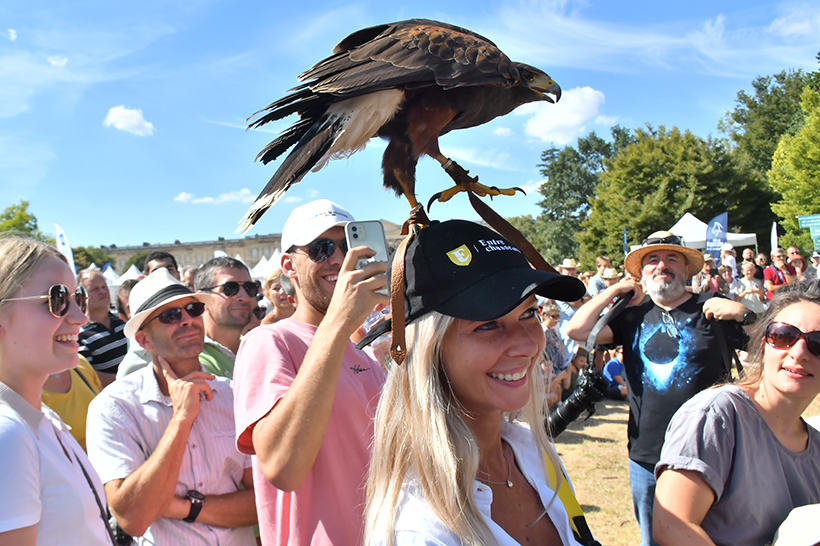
[185,255,191,264]
[196,254,202,264]
[251,247,259,258]
[264,247,270,257]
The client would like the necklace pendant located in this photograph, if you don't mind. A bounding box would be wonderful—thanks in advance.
[506,479,513,488]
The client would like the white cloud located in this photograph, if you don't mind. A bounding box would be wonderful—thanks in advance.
[7,29,16,41]
[283,196,302,204]
[176,188,256,205]
[494,127,512,137]
[103,105,154,136]
[517,86,606,145]
[307,189,320,198]
[517,179,546,195]
[47,56,67,67]
[769,14,815,37]
[595,115,618,125]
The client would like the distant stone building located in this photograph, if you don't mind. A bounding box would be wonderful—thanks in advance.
[102,220,404,273]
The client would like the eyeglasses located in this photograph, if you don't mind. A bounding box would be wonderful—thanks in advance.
[764,322,820,358]
[202,281,259,298]
[0,284,88,317]
[549,314,560,319]
[642,234,684,247]
[143,301,206,328]
[296,238,348,263]
[252,307,266,320]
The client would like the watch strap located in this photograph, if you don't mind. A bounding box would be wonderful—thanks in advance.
[183,490,204,523]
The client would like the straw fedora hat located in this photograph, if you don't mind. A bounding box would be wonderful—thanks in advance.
[601,268,622,279]
[623,231,704,279]
[559,258,578,270]
[124,268,212,339]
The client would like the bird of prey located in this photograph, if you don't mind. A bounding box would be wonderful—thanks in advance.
[239,18,561,233]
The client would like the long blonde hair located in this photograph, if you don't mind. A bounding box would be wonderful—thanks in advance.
[0,235,66,304]
[364,311,562,546]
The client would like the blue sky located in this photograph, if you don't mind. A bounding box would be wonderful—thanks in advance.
[2,0,818,249]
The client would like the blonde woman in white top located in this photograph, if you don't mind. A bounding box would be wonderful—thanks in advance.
[362,221,592,546]
[0,236,113,545]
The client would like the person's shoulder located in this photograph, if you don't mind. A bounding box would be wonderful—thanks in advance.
[680,385,747,418]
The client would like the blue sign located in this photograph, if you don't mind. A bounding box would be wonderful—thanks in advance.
[705,212,728,259]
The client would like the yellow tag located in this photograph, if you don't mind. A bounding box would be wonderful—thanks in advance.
[447,245,472,266]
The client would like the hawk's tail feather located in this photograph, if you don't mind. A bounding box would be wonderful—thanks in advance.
[237,114,345,234]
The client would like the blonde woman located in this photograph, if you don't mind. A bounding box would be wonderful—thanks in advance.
[362,220,591,546]
[261,268,296,324]
[654,280,820,546]
[0,236,113,545]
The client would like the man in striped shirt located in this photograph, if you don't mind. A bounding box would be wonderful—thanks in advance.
[78,269,127,386]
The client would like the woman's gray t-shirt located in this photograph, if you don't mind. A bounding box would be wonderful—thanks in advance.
[656,385,820,546]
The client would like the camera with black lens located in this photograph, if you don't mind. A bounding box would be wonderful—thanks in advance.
[546,366,610,437]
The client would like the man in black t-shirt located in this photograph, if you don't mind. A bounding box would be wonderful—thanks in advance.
[567,231,753,546]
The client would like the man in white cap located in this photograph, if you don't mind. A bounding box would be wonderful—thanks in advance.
[232,199,388,546]
[567,231,753,546]
[86,268,257,545]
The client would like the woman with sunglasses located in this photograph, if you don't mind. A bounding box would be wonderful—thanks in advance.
[0,236,113,545]
[653,280,820,546]
[362,220,594,546]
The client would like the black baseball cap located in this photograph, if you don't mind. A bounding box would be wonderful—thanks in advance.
[357,220,586,348]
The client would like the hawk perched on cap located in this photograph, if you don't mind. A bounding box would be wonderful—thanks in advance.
[239,18,561,233]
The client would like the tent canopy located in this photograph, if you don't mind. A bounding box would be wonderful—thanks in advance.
[669,213,757,250]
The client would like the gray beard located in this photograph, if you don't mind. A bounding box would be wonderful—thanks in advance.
[645,273,687,303]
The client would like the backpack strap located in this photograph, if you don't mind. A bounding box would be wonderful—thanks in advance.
[696,292,743,377]
[543,451,602,546]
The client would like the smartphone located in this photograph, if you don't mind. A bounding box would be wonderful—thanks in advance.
[345,220,390,296]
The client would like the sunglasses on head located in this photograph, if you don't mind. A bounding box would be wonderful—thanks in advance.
[297,238,348,263]
[202,281,259,298]
[642,235,684,247]
[764,322,820,359]
[1,284,88,318]
[143,301,206,328]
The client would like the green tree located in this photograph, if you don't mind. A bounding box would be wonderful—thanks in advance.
[73,246,115,272]
[719,67,815,178]
[0,201,53,243]
[511,126,636,266]
[578,126,773,266]
[123,252,148,274]
[768,87,820,252]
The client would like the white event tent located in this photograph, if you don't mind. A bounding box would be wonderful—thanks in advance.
[668,213,757,250]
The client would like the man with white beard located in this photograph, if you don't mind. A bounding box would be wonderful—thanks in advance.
[567,231,754,546]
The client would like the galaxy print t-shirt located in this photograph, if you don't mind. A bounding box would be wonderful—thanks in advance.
[609,293,747,466]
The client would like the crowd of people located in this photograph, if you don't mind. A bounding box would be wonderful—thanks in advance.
[1,203,819,546]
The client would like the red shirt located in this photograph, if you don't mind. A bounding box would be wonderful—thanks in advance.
[763,264,795,299]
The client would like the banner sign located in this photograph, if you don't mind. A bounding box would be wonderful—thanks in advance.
[53,222,76,274]
[705,212,728,258]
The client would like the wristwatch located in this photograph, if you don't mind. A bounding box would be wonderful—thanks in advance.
[183,490,205,523]
[741,310,758,326]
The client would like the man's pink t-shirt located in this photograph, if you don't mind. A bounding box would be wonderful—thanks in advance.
[233,319,384,546]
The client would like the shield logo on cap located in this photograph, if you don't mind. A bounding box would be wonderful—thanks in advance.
[447,245,472,266]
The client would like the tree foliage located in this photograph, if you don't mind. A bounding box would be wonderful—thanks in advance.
[768,88,820,252]
[73,246,115,272]
[510,126,636,266]
[0,201,53,243]
[719,67,816,178]
[578,126,775,266]
[123,252,148,274]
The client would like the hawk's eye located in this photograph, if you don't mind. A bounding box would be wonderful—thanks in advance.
[521,69,534,81]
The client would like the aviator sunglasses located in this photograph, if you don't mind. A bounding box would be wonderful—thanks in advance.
[642,234,685,247]
[296,238,348,263]
[202,281,260,298]
[142,301,207,328]
[764,322,820,359]
[0,284,88,317]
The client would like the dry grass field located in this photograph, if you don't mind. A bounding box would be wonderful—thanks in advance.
[553,395,820,545]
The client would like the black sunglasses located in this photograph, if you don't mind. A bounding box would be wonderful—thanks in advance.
[297,238,348,263]
[642,234,684,247]
[1,284,88,318]
[202,281,260,298]
[143,301,207,328]
[765,322,820,359]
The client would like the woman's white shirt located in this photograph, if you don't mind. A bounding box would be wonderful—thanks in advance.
[0,381,110,545]
[377,421,584,546]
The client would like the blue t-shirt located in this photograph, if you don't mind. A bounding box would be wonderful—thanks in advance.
[603,358,624,387]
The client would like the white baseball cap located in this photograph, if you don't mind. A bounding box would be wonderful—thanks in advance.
[280,199,354,254]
